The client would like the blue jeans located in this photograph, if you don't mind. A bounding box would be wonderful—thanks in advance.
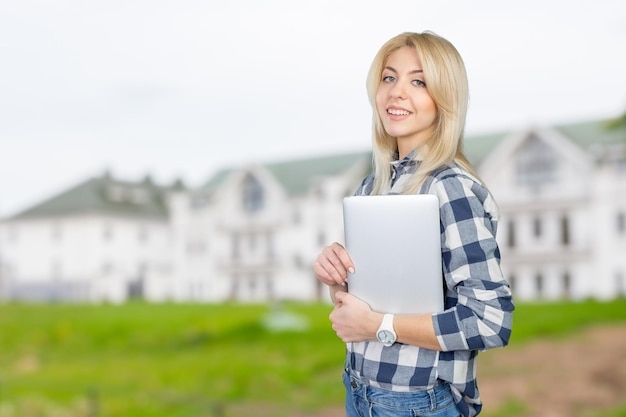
[343,368,461,417]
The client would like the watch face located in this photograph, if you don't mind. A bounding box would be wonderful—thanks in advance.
[377,330,395,344]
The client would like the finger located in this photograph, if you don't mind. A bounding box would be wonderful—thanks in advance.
[334,291,348,304]
[330,243,355,274]
[313,259,334,285]
[313,257,342,286]
[323,246,349,279]
[314,258,348,287]
[318,246,349,283]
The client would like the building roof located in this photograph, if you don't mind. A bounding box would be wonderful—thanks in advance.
[264,152,372,195]
[464,131,509,166]
[9,174,181,220]
[203,151,372,196]
[555,118,626,149]
[461,117,625,167]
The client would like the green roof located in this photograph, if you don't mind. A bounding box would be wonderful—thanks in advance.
[264,152,371,195]
[462,117,625,166]
[10,175,178,220]
[554,118,626,149]
[464,131,508,166]
[203,151,372,196]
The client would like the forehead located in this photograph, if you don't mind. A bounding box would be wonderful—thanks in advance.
[384,46,422,69]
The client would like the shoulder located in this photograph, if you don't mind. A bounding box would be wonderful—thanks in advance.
[425,164,499,221]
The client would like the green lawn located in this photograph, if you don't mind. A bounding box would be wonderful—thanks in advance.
[1,298,625,417]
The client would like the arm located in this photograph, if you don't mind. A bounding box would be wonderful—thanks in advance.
[430,174,514,351]
[329,291,443,350]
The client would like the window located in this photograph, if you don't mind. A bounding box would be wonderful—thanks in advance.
[618,271,626,296]
[265,273,274,301]
[535,273,543,297]
[507,273,516,292]
[560,215,570,246]
[248,273,257,293]
[618,212,626,235]
[107,186,125,202]
[107,185,149,205]
[130,188,150,204]
[516,135,556,188]
[266,232,274,259]
[317,230,326,246]
[231,233,240,259]
[507,219,516,248]
[242,174,264,213]
[230,274,240,300]
[248,233,257,250]
[533,217,542,238]
[562,271,571,298]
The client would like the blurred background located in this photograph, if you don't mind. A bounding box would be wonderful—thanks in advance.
[1,1,625,416]
[1,0,625,218]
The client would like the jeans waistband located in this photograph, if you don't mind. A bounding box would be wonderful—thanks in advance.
[344,366,453,410]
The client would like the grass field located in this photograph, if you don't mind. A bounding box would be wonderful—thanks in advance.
[1,298,626,417]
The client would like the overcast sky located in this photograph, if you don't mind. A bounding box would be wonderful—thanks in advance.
[1,0,625,217]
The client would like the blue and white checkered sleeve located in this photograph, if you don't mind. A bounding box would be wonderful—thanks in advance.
[354,174,375,196]
[429,173,514,352]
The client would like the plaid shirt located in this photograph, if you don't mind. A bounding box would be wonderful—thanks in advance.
[347,151,514,417]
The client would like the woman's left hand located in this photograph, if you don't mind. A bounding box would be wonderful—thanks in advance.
[329,291,380,343]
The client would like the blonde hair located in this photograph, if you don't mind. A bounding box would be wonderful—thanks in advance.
[366,31,480,194]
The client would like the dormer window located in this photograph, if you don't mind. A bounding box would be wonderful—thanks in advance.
[106,185,150,205]
[242,174,264,213]
[516,135,556,189]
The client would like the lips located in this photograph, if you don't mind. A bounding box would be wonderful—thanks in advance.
[386,106,412,120]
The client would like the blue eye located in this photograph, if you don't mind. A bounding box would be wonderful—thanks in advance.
[412,79,427,87]
[382,75,395,83]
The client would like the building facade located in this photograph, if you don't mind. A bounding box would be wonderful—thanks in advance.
[0,174,178,303]
[1,118,625,303]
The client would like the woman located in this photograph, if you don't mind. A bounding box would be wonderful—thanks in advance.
[313,32,514,417]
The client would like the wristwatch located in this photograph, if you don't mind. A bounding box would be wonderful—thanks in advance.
[376,313,397,347]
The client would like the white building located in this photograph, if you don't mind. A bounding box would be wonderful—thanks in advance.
[0,174,180,303]
[478,121,626,301]
[1,118,625,303]
[159,152,370,303]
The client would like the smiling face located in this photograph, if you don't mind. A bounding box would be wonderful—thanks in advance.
[375,46,438,159]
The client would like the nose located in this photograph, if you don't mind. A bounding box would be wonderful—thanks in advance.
[389,81,406,99]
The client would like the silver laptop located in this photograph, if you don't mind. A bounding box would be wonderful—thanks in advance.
[343,194,444,315]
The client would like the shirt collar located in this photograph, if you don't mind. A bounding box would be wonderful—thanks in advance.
[390,148,423,168]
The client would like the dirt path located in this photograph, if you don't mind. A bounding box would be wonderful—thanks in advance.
[296,324,626,417]
[478,324,626,417]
